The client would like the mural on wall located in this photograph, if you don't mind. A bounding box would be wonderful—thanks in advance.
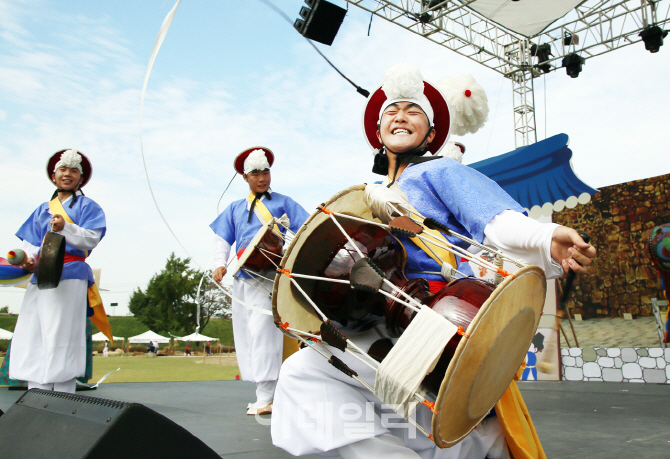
[547,173,670,354]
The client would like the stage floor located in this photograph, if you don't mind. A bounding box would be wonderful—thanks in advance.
[1,380,668,458]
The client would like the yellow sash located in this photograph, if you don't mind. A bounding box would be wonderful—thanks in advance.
[406,209,457,269]
[384,182,457,269]
[495,370,547,459]
[245,192,299,360]
[246,192,280,233]
[48,197,114,344]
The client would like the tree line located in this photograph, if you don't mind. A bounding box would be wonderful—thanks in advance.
[129,253,232,336]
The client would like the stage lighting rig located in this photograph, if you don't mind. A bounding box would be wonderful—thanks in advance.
[562,53,585,78]
[530,43,552,73]
[639,25,668,53]
[294,0,347,46]
[563,32,579,46]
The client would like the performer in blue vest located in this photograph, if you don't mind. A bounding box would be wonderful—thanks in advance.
[271,65,596,459]
[210,147,309,415]
[10,149,108,394]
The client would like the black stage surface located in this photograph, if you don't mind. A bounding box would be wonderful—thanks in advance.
[1,380,668,458]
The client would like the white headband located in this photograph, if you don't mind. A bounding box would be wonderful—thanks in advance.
[53,149,83,174]
[379,63,434,125]
[244,149,271,174]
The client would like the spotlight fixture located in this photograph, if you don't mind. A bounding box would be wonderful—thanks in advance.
[294,0,347,46]
[639,25,668,53]
[562,53,585,78]
[563,32,579,46]
[530,43,552,73]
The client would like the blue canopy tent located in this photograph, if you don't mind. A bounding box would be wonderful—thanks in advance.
[469,133,598,218]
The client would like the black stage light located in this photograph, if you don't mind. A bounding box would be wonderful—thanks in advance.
[562,53,585,78]
[530,43,552,73]
[640,25,668,53]
[563,32,579,46]
[294,0,347,46]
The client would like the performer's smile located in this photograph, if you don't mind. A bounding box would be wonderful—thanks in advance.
[377,101,435,154]
[52,166,82,191]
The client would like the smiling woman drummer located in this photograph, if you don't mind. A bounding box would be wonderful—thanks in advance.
[270,64,596,459]
[10,149,109,394]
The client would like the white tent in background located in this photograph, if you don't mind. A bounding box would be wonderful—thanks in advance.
[127,330,170,344]
[91,332,124,342]
[0,328,13,340]
[176,332,218,342]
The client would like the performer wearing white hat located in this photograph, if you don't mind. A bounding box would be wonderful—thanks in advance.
[210,147,309,415]
[10,149,110,394]
[271,65,596,458]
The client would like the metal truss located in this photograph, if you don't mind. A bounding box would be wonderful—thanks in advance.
[345,0,670,146]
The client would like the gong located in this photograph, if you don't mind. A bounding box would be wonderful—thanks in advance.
[37,232,66,290]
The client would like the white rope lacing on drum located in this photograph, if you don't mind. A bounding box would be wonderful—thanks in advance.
[374,307,458,418]
[237,275,272,297]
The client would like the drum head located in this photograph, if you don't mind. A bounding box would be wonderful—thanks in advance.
[37,232,66,290]
[234,220,276,275]
[272,185,381,335]
[431,265,546,447]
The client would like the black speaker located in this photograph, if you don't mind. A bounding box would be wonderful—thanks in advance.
[294,0,347,46]
[0,389,220,459]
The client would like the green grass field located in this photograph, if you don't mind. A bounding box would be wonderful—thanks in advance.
[0,315,235,353]
[1,315,239,383]
[90,355,240,384]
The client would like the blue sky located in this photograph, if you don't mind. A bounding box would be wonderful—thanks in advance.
[1,0,669,316]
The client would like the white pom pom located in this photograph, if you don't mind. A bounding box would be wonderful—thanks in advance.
[382,63,424,100]
[437,74,489,136]
[244,149,271,174]
[438,142,464,163]
[54,149,83,173]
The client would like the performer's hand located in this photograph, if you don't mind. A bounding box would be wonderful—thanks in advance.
[51,214,65,232]
[213,266,227,283]
[21,257,36,272]
[550,227,596,276]
[364,183,408,223]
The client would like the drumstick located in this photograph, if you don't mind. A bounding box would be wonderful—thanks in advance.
[559,232,590,348]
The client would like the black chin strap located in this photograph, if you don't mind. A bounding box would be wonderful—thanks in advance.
[51,188,84,208]
[248,191,272,222]
[372,127,440,186]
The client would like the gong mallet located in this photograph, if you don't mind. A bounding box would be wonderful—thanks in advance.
[6,249,27,266]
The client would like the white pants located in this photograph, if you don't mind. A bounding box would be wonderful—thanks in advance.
[271,330,505,458]
[232,277,283,384]
[10,280,87,386]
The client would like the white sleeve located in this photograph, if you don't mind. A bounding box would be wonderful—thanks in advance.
[213,234,231,269]
[60,222,103,251]
[483,210,564,279]
[20,240,40,260]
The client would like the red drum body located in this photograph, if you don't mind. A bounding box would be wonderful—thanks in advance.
[236,224,284,275]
